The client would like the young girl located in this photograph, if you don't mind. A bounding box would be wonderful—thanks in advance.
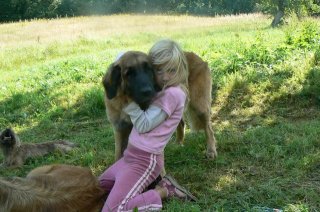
[99,39,195,212]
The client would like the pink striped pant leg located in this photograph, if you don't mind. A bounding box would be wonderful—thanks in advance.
[102,153,163,212]
[99,158,126,194]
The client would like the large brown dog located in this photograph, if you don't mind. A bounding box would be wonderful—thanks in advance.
[0,164,106,212]
[102,51,217,161]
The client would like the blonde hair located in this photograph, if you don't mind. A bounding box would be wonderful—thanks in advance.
[148,39,189,96]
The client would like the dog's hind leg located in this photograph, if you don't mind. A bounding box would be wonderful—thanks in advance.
[187,105,217,159]
[197,111,217,159]
[204,121,217,159]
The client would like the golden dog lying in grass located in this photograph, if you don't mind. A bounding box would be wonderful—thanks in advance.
[0,128,77,168]
[0,164,106,212]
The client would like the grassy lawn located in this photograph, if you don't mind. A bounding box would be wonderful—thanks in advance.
[0,14,319,211]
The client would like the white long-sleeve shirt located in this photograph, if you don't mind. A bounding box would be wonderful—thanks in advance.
[123,102,168,133]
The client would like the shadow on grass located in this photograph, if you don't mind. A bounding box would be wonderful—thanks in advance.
[212,61,320,133]
[0,86,115,177]
[165,118,320,211]
[177,62,320,210]
[0,85,106,127]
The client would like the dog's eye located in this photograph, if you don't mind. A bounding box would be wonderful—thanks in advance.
[126,68,136,77]
[126,71,133,77]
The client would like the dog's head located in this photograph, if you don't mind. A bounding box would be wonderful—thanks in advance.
[0,128,20,148]
[102,51,158,110]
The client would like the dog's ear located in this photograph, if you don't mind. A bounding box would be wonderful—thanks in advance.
[102,63,122,99]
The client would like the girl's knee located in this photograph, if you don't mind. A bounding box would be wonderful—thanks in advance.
[101,203,114,212]
[101,200,121,212]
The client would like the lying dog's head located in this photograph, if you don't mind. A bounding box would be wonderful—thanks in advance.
[0,128,20,149]
[102,51,157,110]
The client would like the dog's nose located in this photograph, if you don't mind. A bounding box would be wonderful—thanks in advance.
[141,87,153,97]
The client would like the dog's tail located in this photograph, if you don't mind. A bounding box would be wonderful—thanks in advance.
[0,167,105,212]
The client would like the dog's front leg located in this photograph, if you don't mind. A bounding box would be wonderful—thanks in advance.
[114,120,133,161]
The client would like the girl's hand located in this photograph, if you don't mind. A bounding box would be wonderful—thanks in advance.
[123,96,133,107]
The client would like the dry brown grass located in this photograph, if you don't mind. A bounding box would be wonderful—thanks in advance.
[0,13,267,48]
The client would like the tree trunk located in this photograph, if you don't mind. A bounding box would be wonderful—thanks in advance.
[271,10,285,27]
[271,0,285,27]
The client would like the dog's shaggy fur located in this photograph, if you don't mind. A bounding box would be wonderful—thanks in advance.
[102,51,217,160]
[0,128,77,168]
[0,164,106,212]
[102,51,158,160]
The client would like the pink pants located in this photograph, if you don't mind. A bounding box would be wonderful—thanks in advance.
[99,144,164,212]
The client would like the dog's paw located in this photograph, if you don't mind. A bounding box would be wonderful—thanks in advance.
[174,138,185,146]
[206,149,217,159]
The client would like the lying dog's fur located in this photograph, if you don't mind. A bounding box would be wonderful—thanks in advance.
[0,128,77,168]
[102,51,217,160]
[0,164,106,212]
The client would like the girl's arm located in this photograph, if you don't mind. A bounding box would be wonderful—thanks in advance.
[123,102,167,133]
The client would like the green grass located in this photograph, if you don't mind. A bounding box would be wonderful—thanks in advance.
[1,14,320,211]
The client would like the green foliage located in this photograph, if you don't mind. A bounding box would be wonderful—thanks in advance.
[285,20,320,49]
[314,45,320,65]
[0,0,258,22]
[214,19,319,80]
[300,66,320,103]
[256,0,320,17]
[217,32,291,75]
